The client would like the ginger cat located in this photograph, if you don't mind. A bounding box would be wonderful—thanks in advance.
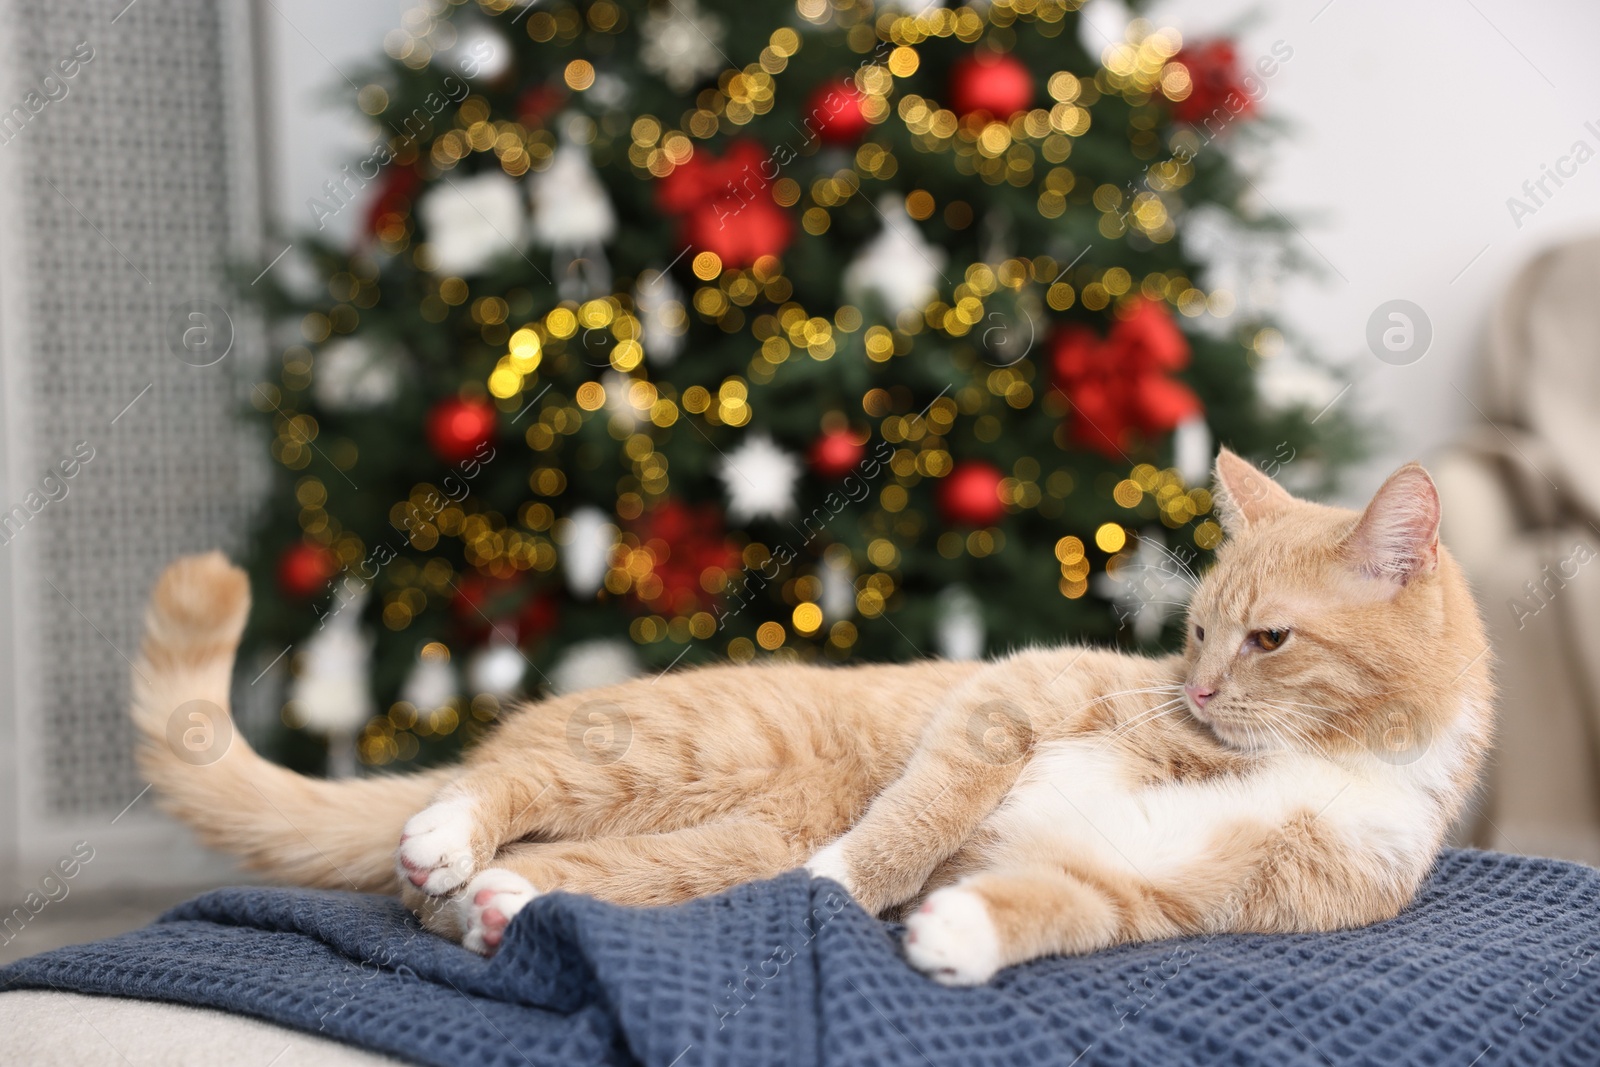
[130,450,1492,984]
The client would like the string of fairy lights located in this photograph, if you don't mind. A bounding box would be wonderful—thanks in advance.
[261,0,1288,766]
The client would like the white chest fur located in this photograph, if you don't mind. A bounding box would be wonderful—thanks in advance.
[982,736,1443,882]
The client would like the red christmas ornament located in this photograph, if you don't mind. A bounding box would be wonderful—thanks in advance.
[426,397,497,464]
[805,79,870,144]
[363,165,422,239]
[656,140,794,268]
[1051,299,1202,459]
[277,542,338,599]
[450,574,492,632]
[948,52,1034,119]
[449,574,510,639]
[939,462,1007,526]
[1166,40,1257,126]
[452,575,560,646]
[809,428,866,478]
[517,594,559,645]
[516,83,568,127]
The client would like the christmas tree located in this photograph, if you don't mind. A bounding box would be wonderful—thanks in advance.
[247,0,1358,771]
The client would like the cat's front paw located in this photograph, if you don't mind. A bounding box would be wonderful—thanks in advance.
[804,838,857,897]
[397,799,481,895]
[904,886,1002,986]
[457,867,539,956]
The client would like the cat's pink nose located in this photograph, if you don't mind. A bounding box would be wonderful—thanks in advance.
[1184,683,1215,709]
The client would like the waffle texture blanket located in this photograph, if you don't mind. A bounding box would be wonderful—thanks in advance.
[3,849,1598,1066]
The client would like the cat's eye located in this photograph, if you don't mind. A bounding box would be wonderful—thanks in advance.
[1254,628,1289,651]
[1194,626,1205,642]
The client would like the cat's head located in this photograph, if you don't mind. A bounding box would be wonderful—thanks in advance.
[1181,448,1490,763]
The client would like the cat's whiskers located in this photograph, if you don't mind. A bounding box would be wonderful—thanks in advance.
[1136,539,1204,592]
[1267,697,1342,713]
[1265,718,1310,757]
[1094,698,1188,750]
[1060,683,1184,716]
[1257,719,1287,753]
[1283,718,1343,762]
[1071,688,1183,736]
[1261,701,1362,747]
[1257,703,1358,760]
[1109,574,1199,607]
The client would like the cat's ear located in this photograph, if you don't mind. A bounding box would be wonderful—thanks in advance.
[1212,448,1295,534]
[1343,462,1440,585]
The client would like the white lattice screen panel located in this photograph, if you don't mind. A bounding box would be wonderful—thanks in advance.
[0,0,266,880]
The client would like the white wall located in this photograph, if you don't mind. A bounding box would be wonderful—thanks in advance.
[1152,0,1600,495]
[262,0,1600,497]
[262,0,412,245]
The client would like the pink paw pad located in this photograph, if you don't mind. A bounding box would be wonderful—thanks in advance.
[457,868,538,957]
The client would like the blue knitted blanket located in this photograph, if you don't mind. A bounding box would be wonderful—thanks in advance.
[3,850,1597,1066]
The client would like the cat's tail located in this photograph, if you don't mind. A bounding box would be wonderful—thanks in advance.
[129,552,451,892]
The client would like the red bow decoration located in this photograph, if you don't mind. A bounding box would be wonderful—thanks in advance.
[1166,40,1257,126]
[655,140,793,267]
[628,499,742,616]
[1051,299,1201,459]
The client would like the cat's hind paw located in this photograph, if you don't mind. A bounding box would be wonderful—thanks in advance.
[397,799,481,896]
[457,867,539,956]
[904,886,1002,986]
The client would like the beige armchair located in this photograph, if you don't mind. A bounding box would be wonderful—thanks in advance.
[1434,235,1600,867]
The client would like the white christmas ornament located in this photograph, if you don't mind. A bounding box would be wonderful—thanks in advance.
[557,505,617,597]
[418,170,524,276]
[718,433,802,523]
[639,0,726,92]
[601,370,638,429]
[1180,204,1278,320]
[588,73,630,110]
[445,22,511,81]
[468,638,526,697]
[635,270,687,365]
[551,638,642,695]
[1077,0,1132,59]
[936,586,986,661]
[313,337,401,412]
[844,198,945,317]
[1172,416,1212,486]
[1255,352,1343,416]
[401,646,459,710]
[1094,531,1196,644]
[530,142,616,248]
[819,557,856,621]
[875,0,943,13]
[531,135,616,299]
[288,588,375,734]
